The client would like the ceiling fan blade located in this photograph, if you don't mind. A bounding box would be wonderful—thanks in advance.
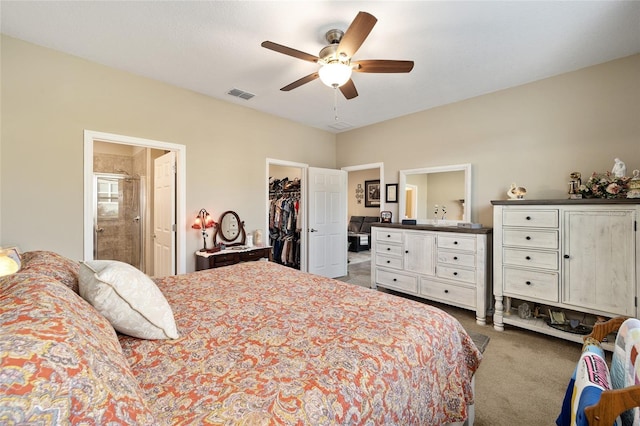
[352,60,415,73]
[337,11,377,59]
[280,72,319,91]
[339,79,358,99]
[261,41,319,63]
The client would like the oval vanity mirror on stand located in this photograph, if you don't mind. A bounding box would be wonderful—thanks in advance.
[214,210,246,247]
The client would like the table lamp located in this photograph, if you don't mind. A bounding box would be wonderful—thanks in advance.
[192,209,216,251]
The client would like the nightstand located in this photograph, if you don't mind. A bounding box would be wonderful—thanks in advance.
[195,246,272,271]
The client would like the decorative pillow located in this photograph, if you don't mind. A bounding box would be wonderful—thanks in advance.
[79,260,179,339]
[0,272,157,425]
[19,250,80,293]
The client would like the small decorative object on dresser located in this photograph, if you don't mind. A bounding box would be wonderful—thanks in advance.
[568,172,582,199]
[507,183,527,200]
[612,157,626,178]
[578,171,630,198]
[380,211,392,223]
[627,169,640,199]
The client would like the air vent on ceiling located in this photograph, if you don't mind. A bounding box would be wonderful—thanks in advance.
[328,121,353,131]
[227,88,255,100]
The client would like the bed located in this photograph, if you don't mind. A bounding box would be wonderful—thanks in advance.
[1,251,481,425]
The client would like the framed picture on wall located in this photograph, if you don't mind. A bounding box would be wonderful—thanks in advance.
[386,184,398,203]
[364,180,381,208]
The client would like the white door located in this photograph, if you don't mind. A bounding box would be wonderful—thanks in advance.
[308,167,347,278]
[153,151,176,277]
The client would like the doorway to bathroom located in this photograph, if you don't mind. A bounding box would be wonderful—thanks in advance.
[83,130,187,276]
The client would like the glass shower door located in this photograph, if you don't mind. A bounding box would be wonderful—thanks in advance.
[94,173,144,271]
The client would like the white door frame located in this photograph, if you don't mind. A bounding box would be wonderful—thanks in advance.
[341,162,385,212]
[83,130,187,274]
[266,158,308,272]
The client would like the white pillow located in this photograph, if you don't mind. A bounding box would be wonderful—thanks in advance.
[79,260,179,339]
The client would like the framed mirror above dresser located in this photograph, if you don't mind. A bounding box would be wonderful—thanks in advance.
[398,163,472,224]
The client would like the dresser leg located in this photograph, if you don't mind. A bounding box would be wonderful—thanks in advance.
[494,295,504,331]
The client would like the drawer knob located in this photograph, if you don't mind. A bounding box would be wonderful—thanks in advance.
[526,216,532,220]
[453,272,458,276]
[453,256,458,260]
[564,254,570,259]
[454,241,458,245]
[526,281,532,285]
[387,260,391,264]
[387,247,391,251]
[526,256,531,260]
[444,289,449,294]
[526,236,531,240]
[387,234,391,238]
[405,250,409,254]
[393,278,397,282]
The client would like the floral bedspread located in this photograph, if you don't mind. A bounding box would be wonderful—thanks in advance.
[118,261,481,425]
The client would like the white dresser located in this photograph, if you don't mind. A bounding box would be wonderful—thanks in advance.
[370,224,493,325]
[492,199,640,344]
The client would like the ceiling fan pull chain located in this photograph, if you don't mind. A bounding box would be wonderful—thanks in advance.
[333,87,339,121]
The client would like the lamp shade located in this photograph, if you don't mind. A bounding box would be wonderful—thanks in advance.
[204,214,215,228]
[192,216,203,229]
[318,62,352,88]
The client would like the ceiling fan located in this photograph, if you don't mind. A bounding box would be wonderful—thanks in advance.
[261,11,414,100]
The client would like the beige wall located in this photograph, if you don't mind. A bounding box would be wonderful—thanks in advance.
[347,168,380,217]
[0,36,336,270]
[336,54,640,227]
[2,34,638,270]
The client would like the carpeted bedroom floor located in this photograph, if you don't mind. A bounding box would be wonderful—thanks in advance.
[338,256,583,426]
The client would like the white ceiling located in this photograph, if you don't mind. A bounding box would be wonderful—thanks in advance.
[2,1,639,133]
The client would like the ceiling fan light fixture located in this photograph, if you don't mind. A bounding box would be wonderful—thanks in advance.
[318,62,352,88]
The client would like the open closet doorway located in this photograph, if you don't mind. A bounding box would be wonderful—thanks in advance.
[267,159,307,272]
[266,159,348,278]
[83,130,187,276]
[341,163,384,267]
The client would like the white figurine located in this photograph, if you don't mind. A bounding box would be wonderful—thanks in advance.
[612,158,626,178]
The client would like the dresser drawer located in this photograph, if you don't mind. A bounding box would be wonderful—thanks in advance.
[436,265,476,284]
[376,268,418,294]
[437,235,476,251]
[503,267,559,302]
[503,229,559,249]
[420,279,476,308]
[374,228,403,244]
[375,254,403,269]
[503,209,559,228]
[503,248,558,270]
[376,242,403,256]
[437,250,476,268]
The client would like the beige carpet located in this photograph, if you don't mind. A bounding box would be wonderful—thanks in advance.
[338,261,583,426]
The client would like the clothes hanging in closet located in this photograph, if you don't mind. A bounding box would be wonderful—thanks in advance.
[269,177,301,270]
